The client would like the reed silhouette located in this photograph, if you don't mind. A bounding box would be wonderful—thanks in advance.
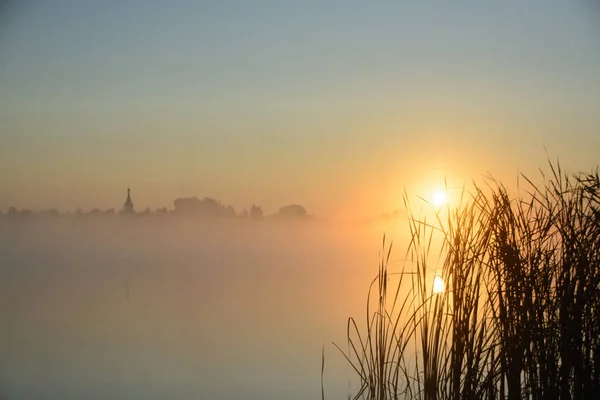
[332,161,600,400]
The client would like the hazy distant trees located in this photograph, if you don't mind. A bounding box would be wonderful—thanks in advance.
[13,208,32,217]
[276,204,308,219]
[156,207,168,215]
[249,204,263,220]
[0,198,314,222]
[380,208,406,221]
[39,208,61,218]
[225,205,236,218]
[173,196,238,218]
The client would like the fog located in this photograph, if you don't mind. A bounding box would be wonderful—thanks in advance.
[0,216,407,399]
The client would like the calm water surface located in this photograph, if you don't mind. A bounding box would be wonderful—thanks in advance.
[1,218,400,399]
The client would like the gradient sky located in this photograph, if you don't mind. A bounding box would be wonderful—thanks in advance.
[1,1,599,218]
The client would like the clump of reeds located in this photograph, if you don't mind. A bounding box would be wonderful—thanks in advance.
[333,161,600,399]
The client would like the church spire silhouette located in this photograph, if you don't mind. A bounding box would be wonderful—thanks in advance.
[123,187,134,214]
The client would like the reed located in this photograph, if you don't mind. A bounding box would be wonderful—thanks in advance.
[333,161,600,399]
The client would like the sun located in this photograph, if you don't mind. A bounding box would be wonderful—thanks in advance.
[431,190,447,207]
[433,275,445,294]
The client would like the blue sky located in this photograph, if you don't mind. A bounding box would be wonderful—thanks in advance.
[1,1,599,217]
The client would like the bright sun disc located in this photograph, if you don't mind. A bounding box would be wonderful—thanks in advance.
[431,190,447,207]
[433,275,445,294]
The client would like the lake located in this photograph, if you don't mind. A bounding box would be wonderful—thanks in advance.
[0,216,406,399]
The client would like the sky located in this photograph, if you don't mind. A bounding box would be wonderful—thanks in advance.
[1,0,599,218]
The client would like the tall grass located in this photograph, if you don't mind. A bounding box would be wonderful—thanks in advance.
[335,162,600,399]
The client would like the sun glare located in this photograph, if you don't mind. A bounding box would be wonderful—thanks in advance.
[433,275,445,294]
[431,190,447,207]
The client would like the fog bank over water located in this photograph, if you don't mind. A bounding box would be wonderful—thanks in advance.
[1,217,409,399]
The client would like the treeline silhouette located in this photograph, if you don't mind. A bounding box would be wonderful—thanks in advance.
[0,196,313,221]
